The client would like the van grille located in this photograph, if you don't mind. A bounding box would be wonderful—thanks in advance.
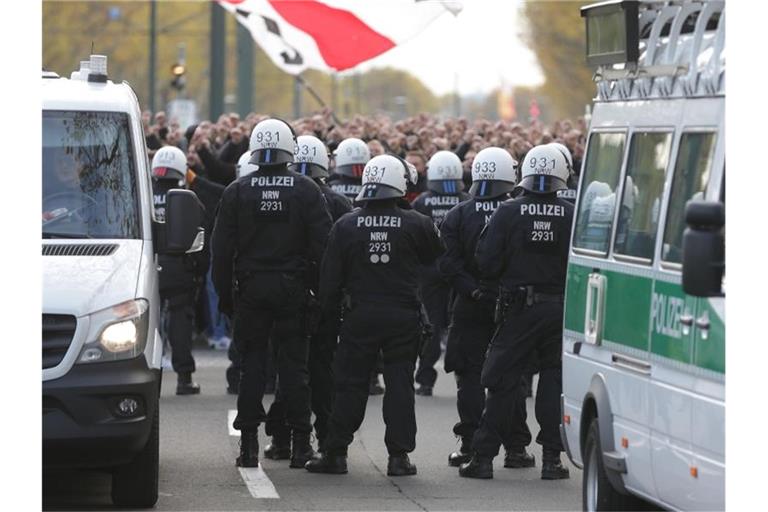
[42,314,77,369]
[42,244,118,256]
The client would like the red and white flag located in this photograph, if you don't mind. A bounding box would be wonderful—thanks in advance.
[217,0,462,74]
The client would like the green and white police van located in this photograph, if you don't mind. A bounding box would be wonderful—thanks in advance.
[560,1,725,510]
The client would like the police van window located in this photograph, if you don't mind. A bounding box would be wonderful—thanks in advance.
[572,132,626,254]
[42,111,140,239]
[613,132,673,261]
[661,132,716,264]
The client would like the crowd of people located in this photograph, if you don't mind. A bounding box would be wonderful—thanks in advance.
[144,108,587,192]
[148,108,583,479]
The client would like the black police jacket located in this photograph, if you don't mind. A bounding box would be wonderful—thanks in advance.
[319,199,444,314]
[412,190,470,284]
[317,180,353,221]
[475,192,574,292]
[327,174,362,203]
[152,180,209,296]
[211,164,333,307]
[437,195,508,298]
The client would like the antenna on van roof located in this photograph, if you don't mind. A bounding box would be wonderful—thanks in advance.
[91,41,94,54]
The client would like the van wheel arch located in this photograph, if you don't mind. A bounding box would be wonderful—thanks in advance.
[581,374,629,495]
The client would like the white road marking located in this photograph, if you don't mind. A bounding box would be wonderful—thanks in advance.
[238,466,280,499]
[228,409,238,436]
[228,410,280,499]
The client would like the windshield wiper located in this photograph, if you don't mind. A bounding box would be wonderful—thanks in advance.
[42,232,93,239]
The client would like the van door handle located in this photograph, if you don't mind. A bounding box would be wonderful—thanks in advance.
[680,313,693,326]
[695,310,710,340]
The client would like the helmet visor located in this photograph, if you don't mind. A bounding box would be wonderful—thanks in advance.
[428,179,464,194]
[152,167,185,182]
[290,162,328,178]
[468,180,517,199]
[249,148,293,166]
[517,175,568,194]
[335,163,366,178]
[354,183,404,203]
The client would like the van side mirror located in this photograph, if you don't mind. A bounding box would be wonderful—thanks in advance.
[682,200,724,297]
[155,189,204,255]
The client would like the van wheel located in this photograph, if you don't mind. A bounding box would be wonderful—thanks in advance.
[111,406,159,508]
[583,418,645,511]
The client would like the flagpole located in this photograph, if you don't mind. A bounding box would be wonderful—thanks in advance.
[295,75,342,125]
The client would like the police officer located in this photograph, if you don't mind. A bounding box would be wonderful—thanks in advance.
[551,142,579,204]
[262,135,353,458]
[459,144,574,480]
[211,118,332,469]
[224,152,258,396]
[327,137,386,396]
[411,151,470,396]
[305,154,443,476]
[151,146,208,395]
[438,147,534,469]
[328,137,370,203]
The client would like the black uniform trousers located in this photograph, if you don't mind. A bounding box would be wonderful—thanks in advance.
[162,291,196,374]
[232,272,312,434]
[444,295,530,450]
[415,278,450,388]
[264,312,340,446]
[324,302,421,456]
[472,301,564,457]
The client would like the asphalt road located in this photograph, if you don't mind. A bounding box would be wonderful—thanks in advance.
[43,348,582,511]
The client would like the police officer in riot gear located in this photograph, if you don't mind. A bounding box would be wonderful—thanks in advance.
[151,146,208,395]
[305,154,443,476]
[224,152,258,396]
[328,137,370,203]
[411,151,470,396]
[262,135,353,458]
[438,147,534,469]
[328,137,386,396]
[211,118,332,469]
[459,144,574,480]
[551,142,579,204]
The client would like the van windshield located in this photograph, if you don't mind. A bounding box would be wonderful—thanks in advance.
[42,110,140,239]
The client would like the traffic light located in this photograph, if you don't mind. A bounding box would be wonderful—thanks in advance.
[170,63,186,91]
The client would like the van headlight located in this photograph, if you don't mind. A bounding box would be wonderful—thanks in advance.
[77,299,149,364]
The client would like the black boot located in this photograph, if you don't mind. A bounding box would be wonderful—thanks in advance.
[264,431,291,460]
[369,374,385,395]
[387,453,417,476]
[305,452,348,474]
[290,430,315,468]
[448,437,472,467]
[504,447,536,468]
[176,371,201,395]
[236,430,259,467]
[415,384,433,396]
[459,454,493,479]
[541,449,570,480]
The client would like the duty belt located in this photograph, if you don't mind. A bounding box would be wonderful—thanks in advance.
[519,285,564,306]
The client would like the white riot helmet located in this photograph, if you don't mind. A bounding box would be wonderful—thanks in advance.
[355,154,409,203]
[547,142,574,174]
[291,135,330,178]
[236,151,258,179]
[151,145,187,186]
[248,118,296,167]
[469,147,518,199]
[518,144,570,194]
[333,138,370,178]
[427,150,464,194]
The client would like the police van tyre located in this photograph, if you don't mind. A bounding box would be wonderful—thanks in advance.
[583,418,646,512]
[111,406,159,508]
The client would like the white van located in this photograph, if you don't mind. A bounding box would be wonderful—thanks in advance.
[42,56,203,508]
[561,2,725,510]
